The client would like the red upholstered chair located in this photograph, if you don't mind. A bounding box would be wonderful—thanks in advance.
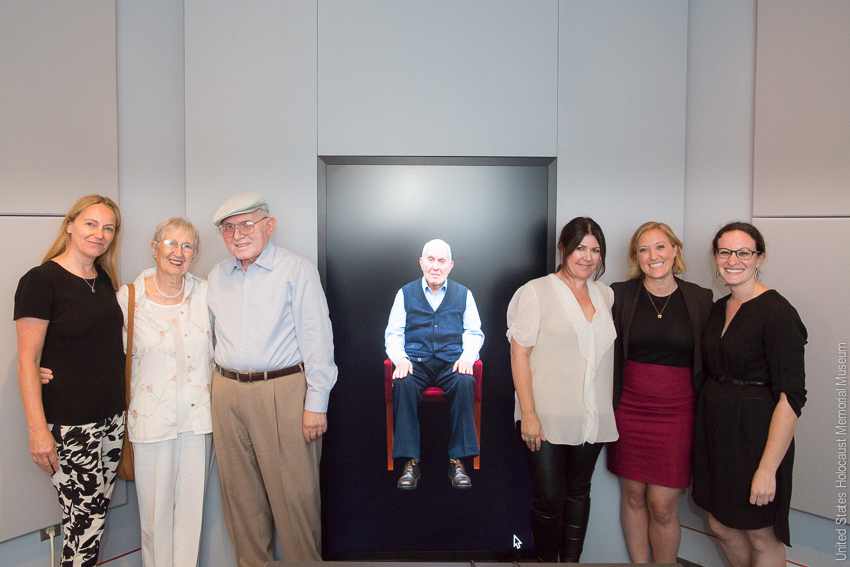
[384,358,482,471]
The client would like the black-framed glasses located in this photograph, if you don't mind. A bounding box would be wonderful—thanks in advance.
[160,239,195,253]
[220,217,268,236]
[715,248,759,260]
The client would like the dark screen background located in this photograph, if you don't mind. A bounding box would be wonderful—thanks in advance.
[319,159,553,559]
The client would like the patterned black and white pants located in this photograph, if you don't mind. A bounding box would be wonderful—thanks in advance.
[50,412,124,567]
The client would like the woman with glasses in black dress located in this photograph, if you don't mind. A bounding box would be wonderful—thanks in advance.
[693,222,807,567]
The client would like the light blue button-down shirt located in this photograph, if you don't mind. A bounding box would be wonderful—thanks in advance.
[207,241,337,412]
[384,277,484,365]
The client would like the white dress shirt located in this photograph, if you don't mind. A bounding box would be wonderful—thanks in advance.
[207,241,337,413]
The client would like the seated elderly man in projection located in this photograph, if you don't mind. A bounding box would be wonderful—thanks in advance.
[385,239,484,489]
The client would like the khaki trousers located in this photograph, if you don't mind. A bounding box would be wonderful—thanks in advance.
[212,370,322,567]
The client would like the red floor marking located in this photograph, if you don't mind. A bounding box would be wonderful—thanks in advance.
[97,548,141,565]
[681,523,718,539]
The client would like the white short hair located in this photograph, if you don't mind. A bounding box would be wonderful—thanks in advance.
[153,216,200,250]
[421,239,452,261]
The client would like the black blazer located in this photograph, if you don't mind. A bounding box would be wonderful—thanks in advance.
[610,276,713,409]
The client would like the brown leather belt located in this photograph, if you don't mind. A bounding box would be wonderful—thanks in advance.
[214,362,304,383]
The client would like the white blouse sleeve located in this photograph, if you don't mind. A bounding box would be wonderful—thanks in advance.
[506,282,541,348]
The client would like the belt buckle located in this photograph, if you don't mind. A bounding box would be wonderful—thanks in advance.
[236,371,247,383]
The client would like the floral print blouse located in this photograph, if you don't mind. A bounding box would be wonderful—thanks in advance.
[116,269,213,443]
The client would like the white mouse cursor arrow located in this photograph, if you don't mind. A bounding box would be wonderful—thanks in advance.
[513,535,522,549]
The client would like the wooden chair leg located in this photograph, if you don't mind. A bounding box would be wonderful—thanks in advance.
[386,402,394,470]
[473,401,481,469]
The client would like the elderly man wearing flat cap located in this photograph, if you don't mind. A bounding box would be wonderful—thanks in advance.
[207,192,336,567]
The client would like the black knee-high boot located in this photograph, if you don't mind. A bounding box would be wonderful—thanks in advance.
[559,490,591,562]
[530,506,561,562]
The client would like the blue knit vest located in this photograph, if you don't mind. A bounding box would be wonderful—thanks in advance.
[402,279,467,363]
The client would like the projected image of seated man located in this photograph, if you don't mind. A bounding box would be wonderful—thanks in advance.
[384,239,484,489]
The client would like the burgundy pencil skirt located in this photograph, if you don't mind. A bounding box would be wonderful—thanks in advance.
[607,360,696,488]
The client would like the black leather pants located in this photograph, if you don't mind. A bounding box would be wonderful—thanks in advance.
[523,437,604,562]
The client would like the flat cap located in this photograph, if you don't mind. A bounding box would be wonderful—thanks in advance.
[213,192,269,226]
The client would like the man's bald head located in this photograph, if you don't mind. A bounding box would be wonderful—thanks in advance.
[421,239,452,262]
[419,239,454,293]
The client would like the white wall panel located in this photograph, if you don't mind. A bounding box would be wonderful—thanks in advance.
[0,216,134,552]
[558,0,688,283]
[318,0,558,157]
[754,217,850,520]
[117,0,187,284]
[0,0,118,213]
[675,2,759,564]
[582,452,630,562]
[185,0,319,275]
[683,0,755,295]
[0,218,66,542]
[752,0,850,217]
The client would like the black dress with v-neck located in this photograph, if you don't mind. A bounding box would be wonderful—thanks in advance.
[692,290,807,546]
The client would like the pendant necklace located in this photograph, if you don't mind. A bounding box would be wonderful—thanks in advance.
[154,273,185,299]
[646,287,672,319]
[82,277,96,293]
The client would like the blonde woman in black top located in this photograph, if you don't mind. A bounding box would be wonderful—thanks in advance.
[15,195,125,567]
[607,222,712,563]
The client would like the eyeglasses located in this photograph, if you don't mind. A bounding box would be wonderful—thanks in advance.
[715,248,759,260]
[220,217,268,236]
[160,239,196,253]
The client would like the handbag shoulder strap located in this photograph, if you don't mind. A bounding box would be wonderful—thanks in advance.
[124,283,135,409]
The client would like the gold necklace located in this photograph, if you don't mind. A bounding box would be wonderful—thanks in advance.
[558,271,586,294]
[646,287,673,319]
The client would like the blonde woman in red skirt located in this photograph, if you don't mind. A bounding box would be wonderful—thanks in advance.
[606,222,713,563]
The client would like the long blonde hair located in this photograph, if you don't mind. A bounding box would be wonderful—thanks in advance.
[627,221,687,280]
[42,195,122,290]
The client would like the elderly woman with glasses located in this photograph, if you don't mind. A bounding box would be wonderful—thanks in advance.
[692,222,806,567]
[116,216,213,567]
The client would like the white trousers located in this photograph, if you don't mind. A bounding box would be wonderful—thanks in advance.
[133,431,212,567]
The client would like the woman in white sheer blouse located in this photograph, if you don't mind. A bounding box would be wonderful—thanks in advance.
[507,216,617,563]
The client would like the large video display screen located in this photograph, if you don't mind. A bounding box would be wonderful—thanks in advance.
[320,158,554,559]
